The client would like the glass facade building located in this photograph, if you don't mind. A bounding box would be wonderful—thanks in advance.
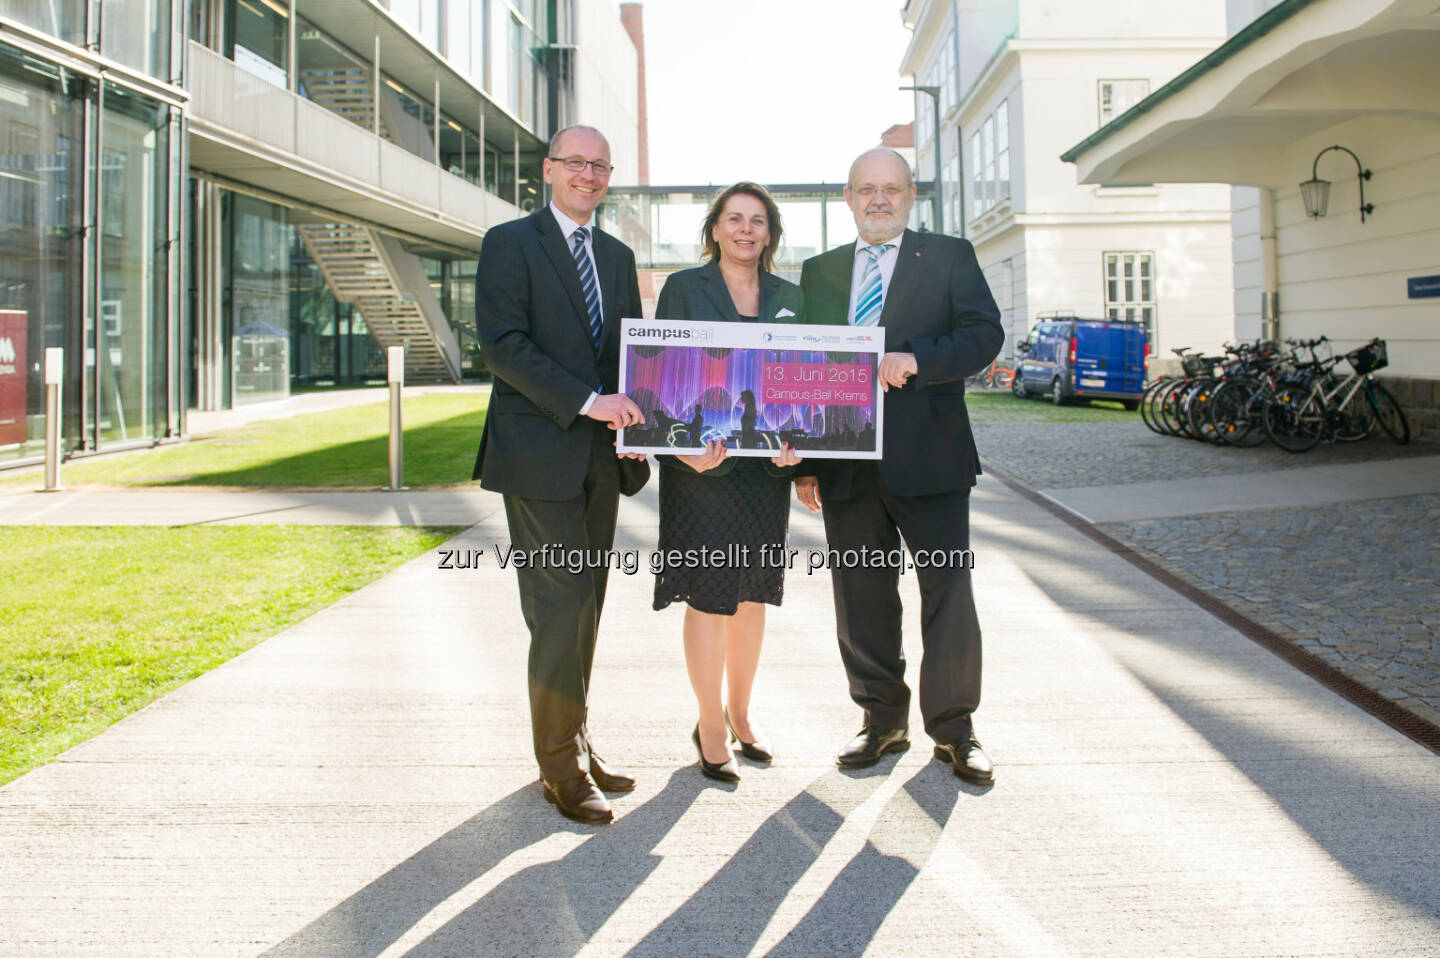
[0,5,183,465]
[0,0,624,467]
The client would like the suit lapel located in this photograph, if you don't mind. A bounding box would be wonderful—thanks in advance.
[879,230,922,328]
[757,271,779,323]
[834,245,857,323]
[534,209,593,340]
[593,225,623,328]
[698,261,739,321]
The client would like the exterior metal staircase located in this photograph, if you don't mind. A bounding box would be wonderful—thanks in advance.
[297,67,377,132]
[296,223,461,384]
[297,66,435,158]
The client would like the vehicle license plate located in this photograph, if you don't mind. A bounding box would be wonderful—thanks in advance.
[1080,377,1105,388]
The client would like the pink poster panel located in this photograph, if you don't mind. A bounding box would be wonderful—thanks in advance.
[0,310,27,446]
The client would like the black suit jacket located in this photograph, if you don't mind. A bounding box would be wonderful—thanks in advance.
[799,230,1003,499]
[472,207,651,499]
[655,260,805,327]
[652,260,806,479]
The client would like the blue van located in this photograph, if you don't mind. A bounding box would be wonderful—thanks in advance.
[1011,316,1147,408]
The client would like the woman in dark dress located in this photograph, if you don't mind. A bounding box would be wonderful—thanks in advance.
[652,182,804,783]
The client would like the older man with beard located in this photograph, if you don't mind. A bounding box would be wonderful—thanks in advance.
[796,148,1004,785]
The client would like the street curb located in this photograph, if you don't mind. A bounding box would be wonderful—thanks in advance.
[983,463,1440,756]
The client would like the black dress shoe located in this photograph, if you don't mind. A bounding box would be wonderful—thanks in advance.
[692,725,740,784]
[933,737,994,786]
[541,774,614,824]
[589,752,637,792]
[836,726,909,769]
[725,709,774,764]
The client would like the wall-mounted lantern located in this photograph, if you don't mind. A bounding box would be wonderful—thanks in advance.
[1299,145,1373,222]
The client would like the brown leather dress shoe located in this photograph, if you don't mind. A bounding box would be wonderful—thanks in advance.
[542,774,614,824]
[589,752,637,792]
[933,737,994,786]
[836,726,910,769]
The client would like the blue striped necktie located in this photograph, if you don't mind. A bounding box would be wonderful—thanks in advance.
[572,227,603,351]
[852,243,893,327]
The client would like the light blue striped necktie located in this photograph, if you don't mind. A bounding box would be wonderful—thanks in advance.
[852,243,893,327]
[572,226,603,351]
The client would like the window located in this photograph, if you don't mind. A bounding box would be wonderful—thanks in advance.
[1104,252,1156,342]
[1098,79,1149,126]
[969,98,1010,222]
[969,130,982,220]
[943,145,960,236]
[995,100,1009,201]
[228,0,289,88]
[996,258,1015,358]
[981,114,995,214]
[936,23,955,117]
[916,88,934,152]
[943,22,959,110]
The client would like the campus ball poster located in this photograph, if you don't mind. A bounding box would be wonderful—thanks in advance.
[617,319,884,458]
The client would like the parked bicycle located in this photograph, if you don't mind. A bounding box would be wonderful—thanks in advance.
[1141,336,1410,453]
[966,359,1016,390]
[1263,337,1409,452]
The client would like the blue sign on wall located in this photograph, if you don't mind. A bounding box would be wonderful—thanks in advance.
[1409,275,1440,299]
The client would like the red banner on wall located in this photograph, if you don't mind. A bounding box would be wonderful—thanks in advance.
[0,310,28,446]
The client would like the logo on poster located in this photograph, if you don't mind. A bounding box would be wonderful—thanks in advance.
[0,336,16,373]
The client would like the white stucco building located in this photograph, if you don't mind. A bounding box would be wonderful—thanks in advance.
[1064,0,1438,437]
[901,0,1237,366]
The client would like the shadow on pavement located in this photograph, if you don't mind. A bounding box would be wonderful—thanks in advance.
[262,776,695,958]
[624,769,889,957]
[261,763,967,958]
[765,764,962,958]
[977,514,1440,921]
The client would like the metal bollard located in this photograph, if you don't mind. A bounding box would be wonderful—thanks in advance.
[387,346,406,491]
[43,347,63,492]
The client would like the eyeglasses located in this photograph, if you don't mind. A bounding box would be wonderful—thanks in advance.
[550,156,613,176]
[850,185,908,199]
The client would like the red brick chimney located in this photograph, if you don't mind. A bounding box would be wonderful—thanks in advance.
[619,3,650,185]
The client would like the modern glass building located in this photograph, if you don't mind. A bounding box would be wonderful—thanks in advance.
[0,0,642,467]
[0,3,184,463]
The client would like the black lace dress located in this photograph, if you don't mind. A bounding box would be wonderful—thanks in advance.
[653,455,791,615]
[653,313,792,615]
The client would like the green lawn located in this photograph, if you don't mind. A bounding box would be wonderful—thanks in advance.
[966,390,1140,424]
[0,392,489,490]
[0,525,459,785]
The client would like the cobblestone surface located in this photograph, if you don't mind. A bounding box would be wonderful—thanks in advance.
[1104,496,1440,727]
[976,421,1438,490]
[978,422,1440,729]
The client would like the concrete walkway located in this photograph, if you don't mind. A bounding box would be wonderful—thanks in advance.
[2,478,1438,956]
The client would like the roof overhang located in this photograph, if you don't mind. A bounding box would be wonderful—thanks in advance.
[899,0,950,75]
[1062,0,1440,188]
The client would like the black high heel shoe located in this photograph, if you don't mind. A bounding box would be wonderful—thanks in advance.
[692,725,740,784]
[726,709,774,764]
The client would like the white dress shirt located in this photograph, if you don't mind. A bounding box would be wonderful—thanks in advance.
[847,233,905,325]
[550,202,604,415]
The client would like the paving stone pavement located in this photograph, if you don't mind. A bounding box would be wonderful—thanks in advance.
[975,420,1438,490]
[977,420,1440,730]
[1104,495,1440,727]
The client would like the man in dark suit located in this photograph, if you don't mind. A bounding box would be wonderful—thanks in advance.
[473,124,650,824]
[796,148,1004,785]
